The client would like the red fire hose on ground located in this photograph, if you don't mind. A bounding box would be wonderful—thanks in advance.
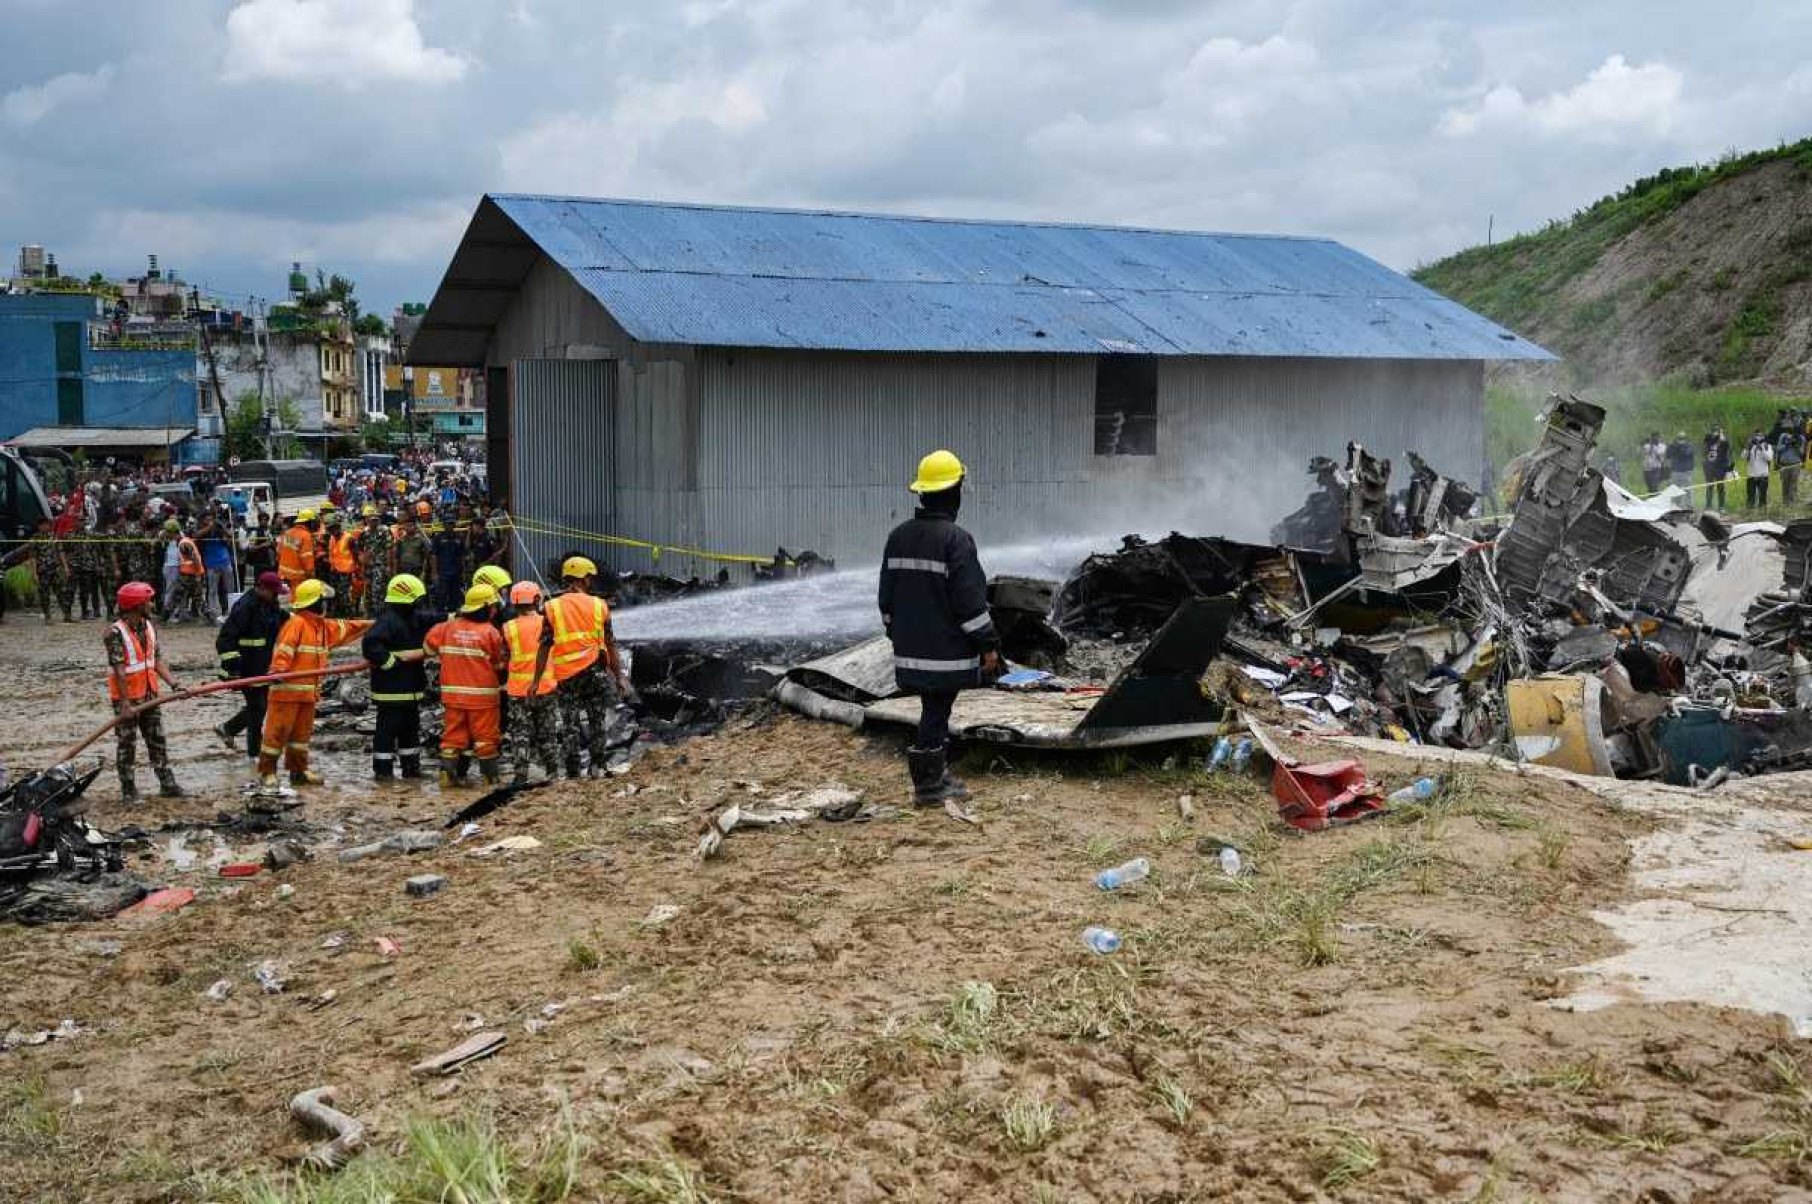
[55,661,372,765]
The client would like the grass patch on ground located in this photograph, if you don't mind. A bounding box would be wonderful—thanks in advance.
[238,1109,589,1203]
[1317,1124,1383,1189]
[1738,1050,1812,1162]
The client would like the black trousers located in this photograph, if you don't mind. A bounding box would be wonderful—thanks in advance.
[373,701,423,774]
[915,690,958,749]
[222,685,268,759]
[1748,476,1770,508]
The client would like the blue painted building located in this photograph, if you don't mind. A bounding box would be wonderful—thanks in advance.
[0,293,199,456]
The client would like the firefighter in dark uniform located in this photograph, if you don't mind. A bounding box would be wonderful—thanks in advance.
[214,571,285,760]
[877,449,1001,805]
[362,572,434,780]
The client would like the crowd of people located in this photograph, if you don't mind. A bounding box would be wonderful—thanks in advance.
[23,448,644,803]
[1,449,504,625]
[1622,409,1812,510]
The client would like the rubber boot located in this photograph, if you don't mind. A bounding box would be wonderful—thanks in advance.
[372,757,395,781]
[478,757,501,786]
[906,746,970,806]
[118,770,139,802]
[290,769,324,787]
[400,751,423,779]
[155,768,185,798]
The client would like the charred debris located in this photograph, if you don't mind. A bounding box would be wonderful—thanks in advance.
[767,395,1812,785]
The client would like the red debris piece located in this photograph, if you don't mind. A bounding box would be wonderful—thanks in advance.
[119,887,197,917]
[219,863,262,878]
[1271,758,1389,833]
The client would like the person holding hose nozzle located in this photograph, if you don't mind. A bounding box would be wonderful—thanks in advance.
[878,449,1002,806]
[213,572,285,762]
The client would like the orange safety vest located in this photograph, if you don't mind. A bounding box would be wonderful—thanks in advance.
[269,610,370,699]
[545,591,610,682]
[177,536,205,577]
[502,613,556,698]
[107,619,159,702]
[327,533,355,574]
[425,617,506,709]
[277,524,315,583]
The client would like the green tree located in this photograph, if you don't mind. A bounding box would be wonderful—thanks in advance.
[224,393,304,461]
[354,312,388,338]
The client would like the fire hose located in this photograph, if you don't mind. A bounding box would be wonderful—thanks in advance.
[54,661,372,766]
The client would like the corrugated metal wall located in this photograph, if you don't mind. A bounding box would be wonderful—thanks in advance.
[492,266,1485,575]
[509,359,615,585]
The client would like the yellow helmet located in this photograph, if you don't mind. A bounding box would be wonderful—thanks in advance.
[460,583,500,614]
[361,503,377,518]
[384,573,427,604]
[473,565,511,592]
[909,449,965,494]
[297,507,318,523]
[292,578,334,609]
[561,555,598,580]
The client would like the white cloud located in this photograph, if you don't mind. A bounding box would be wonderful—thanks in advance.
[1,65,115,127]
[221,0,468,88]
[82,199,473,274]
[1439,54,1684,139]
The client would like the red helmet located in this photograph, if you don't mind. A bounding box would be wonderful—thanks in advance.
[117,582,157,611]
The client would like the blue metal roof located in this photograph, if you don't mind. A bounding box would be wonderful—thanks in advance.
[412,194,1553,363]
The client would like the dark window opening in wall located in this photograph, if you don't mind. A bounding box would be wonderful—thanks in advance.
[1093,355,1157,455]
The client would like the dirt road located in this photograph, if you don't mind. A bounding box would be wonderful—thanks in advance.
[1,619,1809,1200]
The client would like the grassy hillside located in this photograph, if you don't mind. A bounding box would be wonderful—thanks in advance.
[1417,138,1812,385]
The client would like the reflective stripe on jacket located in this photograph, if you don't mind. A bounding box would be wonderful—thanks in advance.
[362,604,431,703]
[877,508,998,693]
[425,617,507,709]
[216,591,283,677]
[277,525,314,582]
[503,613,556,698]
[270,611,370,699]
[107,619,159,702]
[545,592,609,682]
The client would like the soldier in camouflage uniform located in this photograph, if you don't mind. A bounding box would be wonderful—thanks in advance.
[129,516,162,604]
[104,583,185,800]
[359,507,393,618]
[70,527,105,619]
[31,520,75,623]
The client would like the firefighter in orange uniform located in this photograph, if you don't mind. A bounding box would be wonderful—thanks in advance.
[277,508,319,592]
[257,578,372,793]
[424,583,508,787]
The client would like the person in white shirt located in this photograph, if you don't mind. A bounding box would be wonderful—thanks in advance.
[1744,430,1775,509]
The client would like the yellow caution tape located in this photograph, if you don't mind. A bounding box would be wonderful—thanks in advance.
[503,515,777,568]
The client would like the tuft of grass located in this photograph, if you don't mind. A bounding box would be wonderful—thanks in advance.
[1738,1050,1812,1162]
[1082,833,1125,865]
[1537,825,1571,871]
[1,1075,60,1143]
[1288,892,1342,967]
[928,981,1000,1053]
[932,874,972,898]
[566,937,602,973]
[238,1108,586,1203]
[1318,1124,1382,1189]
[1522,1060,1605,1095]
[1152,1075,1193,1127]
[1000,1096,1057,1152]
[611,1155,718,1204]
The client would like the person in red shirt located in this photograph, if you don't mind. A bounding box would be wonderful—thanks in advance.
[424,583,508,787]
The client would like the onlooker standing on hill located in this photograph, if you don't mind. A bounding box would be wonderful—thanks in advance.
[1666,431,1696,494]
[1778,425,1805,506]
[1640,432,1667,494]
[1702,425,1732,510]
[1745,430,1775,509]
[1600,453,1623,487]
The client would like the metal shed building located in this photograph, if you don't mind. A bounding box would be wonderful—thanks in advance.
[410,195,1551,577]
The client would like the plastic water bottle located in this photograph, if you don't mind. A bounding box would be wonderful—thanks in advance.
[1387,777,1438,803]
[1219,846,1243,877]
[1229,738,1254,772]
[1095,857,1151,890]
[1207,736,1233,771]
[1081,926,1122,955]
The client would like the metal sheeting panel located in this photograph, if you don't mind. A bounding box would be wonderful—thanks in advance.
[509,358,615,585]
[467,194,1552,362]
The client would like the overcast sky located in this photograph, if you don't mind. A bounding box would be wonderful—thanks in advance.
[2,0,1808,317]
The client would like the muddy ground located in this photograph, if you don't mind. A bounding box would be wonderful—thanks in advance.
[3,618,1812,1201]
